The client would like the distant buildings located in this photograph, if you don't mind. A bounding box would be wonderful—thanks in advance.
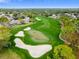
[0,11,79,26]
[49,14,61,19]
[23,17,30,23]
[0,13,30,26]
[49,13,79,19]
[65,13,77,19]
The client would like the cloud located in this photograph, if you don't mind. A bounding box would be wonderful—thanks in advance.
[0,0,10,3]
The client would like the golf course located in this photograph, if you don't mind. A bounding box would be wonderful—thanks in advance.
[0,16,76,59]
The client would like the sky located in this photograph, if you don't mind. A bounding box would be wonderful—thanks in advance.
[0,0,79,8]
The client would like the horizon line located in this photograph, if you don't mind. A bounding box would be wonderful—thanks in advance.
[0,7,79,9]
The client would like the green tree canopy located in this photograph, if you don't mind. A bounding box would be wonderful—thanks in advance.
[0,16,9,23]
[53,45,76,59]
[0,25,12,49]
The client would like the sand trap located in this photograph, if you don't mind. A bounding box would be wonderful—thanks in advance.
[14,38,52,58]
[24,27,31,31]
[15,31,24,37]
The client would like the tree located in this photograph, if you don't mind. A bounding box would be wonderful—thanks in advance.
[0,26,12,50]
[53,45,76,59]
[0,16,9,23]
[59,16,79,49]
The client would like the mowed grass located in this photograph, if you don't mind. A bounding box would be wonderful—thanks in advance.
[28,29,49,43]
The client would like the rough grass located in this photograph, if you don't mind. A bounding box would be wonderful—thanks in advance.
[0,48,21,59]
